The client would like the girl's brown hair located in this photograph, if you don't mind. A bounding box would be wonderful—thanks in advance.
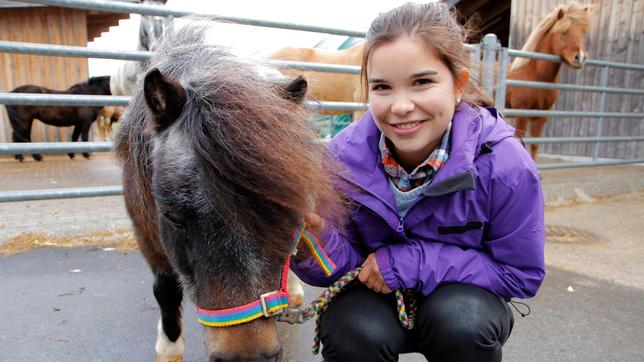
[361,2,494,107]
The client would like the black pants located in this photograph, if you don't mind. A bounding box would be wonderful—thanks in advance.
[320,283,514,362]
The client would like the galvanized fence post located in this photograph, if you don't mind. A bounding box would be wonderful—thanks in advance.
[481,33,499,99]
[469,43,481,87]
[495,47,509,110]
[592,66,609,160]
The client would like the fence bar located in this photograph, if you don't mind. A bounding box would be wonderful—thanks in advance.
[0,40,363,74]
[523,136,644,145]
[508,48,644,71]
[0,142,113,154]
[504,109,644,118]
[538,159,644,170]
[593,67,610,160]
[270,60,360,74]
[0,92,365,111]
[14,0,366,37]
[505,79,644,95]
[0,40,151,61]
[0,93,129,106]
[0,186,123,203]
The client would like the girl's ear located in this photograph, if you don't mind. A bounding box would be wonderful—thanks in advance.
[454,68,470,99]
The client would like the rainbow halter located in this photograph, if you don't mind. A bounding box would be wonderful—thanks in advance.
[196,219,335,327]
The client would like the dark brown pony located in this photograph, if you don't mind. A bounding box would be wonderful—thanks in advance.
[6,75,112,161]
[506,2,592,160]
[114,23,343,362]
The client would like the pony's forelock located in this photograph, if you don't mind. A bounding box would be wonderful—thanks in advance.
[117,20,345,255]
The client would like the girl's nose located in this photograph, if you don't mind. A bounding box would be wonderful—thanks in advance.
[391,98,414,116]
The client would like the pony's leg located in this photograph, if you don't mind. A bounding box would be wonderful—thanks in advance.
[514,117,529,138]
[153,269,184,362]
[529,117,548,161]
[80,124,92,159]
[287,270,304,307]
[11,130,27,162]
[8,112,33,161]
[68,125,82,159]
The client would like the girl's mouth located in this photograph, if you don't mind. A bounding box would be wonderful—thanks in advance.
[391,120,425,136]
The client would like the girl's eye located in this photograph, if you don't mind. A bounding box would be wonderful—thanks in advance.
[414,78,434,86]
[371,84,390,91]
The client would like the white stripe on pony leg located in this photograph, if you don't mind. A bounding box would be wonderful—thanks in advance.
[155,318,184,361]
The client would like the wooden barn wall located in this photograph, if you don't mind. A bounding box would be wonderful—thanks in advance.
[509,0,643,159]
[0,7,89,144]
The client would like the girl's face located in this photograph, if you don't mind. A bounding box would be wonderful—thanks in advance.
[367,36,468,170]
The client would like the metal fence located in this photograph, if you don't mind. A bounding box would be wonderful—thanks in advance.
[1,0,643,202]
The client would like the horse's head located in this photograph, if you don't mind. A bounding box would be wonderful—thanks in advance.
[138,0,169,52]
[122,23,342,361]
[548,3,592,69]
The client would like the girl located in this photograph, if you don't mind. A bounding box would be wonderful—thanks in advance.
[292,2,545,362]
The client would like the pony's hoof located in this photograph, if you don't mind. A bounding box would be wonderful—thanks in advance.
[32,154,43,161]
[68,153,75,159]
[14,154,24,162]
[156,355,182,362]
[82,152,91,159]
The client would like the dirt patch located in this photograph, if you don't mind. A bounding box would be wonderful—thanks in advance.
[0,228,138,255]
[545,225,607,244]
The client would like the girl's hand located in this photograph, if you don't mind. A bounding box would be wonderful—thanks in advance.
[359,253,392,294]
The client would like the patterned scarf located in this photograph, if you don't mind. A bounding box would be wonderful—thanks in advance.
[379,122,451,192]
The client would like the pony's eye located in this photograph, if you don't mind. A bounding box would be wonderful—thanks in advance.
[163,211,184,229]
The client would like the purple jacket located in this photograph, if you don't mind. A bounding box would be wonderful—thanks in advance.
[291,104,545,299]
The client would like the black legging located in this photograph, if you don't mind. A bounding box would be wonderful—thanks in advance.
[320,283,514,362]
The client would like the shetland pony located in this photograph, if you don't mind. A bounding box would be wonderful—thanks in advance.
[267,42,364,119]
[115,23,344,362]
[506,2,592,160]
[109,0,169,96]
[6,76,111,161]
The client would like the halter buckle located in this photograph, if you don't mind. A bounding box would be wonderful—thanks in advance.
[259,291,280,317]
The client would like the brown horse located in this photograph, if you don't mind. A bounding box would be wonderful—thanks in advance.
[114,23,344,362]
[95,106,123,141]
[267,42,364,119]
[506,2,592,160]
[6,75,112,161]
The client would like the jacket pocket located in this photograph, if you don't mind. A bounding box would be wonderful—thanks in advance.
[438,221,484,235]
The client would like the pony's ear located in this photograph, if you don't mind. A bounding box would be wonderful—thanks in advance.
[281,76,308,104]
[556,8,565,20]
[143,68,187,132]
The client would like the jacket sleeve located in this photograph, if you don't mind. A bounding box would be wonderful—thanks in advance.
[375,164,545,299]
[290,219,367,287]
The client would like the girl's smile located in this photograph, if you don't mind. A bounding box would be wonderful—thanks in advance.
[367,36,468,170]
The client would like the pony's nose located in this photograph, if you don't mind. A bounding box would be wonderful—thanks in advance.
[574,51,587,65]
[209,349,281,362]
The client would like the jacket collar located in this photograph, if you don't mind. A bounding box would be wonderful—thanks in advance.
[331,103,493,197]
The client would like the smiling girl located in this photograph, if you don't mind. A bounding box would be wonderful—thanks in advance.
[292,3,545,361]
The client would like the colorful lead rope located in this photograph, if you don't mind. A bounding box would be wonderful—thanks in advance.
[197,218,336,327]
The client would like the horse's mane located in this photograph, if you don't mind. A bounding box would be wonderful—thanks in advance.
[115,22,344,252]
[66,76,110,94]
[511,2,592,72]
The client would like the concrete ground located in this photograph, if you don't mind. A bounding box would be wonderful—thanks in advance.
[1,153,643,361]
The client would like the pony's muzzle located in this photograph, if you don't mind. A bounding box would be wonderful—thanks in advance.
[204,318,281,362]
